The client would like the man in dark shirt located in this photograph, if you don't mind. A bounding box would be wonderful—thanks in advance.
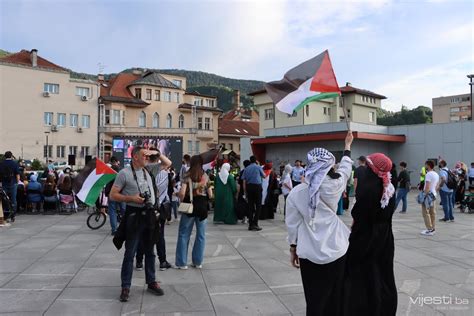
[0,151,20,221]
[242,156,265,231]
[395,161,410,213]
[353,156,367,198]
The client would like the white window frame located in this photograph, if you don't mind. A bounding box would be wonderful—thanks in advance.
[178,115,184,128]
[166,114,172,128]
[197,117,203,129]
[264,108,274,120]
[44,112,53,126]
[152,112,159,128]
[195,141,200,153]
[70,114,78,127]
[155,90,160,101]
[44,145,53,158]
[187,140,193,154]
[164,91,171,102]
[44,83,59,94]
[174,92,180,103]
[139,111,146,127]
[56,145,65,158]
[69,146,77,156]
[82,115,90,128]
[172,79,182,88]
[204,117,211,130]
[194,98,203,106]
[57,113,66,127]
[112,110,121,125]
[369,111,375,122]
[75,87,90,97]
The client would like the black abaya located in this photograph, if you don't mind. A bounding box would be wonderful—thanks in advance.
[344,168,397,316]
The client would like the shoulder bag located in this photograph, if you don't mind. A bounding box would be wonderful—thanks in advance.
[178,179,193,214]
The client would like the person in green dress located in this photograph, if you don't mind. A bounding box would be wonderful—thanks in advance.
[214,163,237,224]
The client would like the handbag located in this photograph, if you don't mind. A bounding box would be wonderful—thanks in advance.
[178,179,193,214]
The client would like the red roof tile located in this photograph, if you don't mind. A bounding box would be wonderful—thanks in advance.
[0,49,67,71]
[218,119,259,136]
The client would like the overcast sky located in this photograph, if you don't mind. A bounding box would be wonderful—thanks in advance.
[1,0,473,111]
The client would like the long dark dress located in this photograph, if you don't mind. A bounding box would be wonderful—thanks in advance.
[260,171,279,220]
[344,167,397,316]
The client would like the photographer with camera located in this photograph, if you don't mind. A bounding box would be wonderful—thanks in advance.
[110,146,165,302]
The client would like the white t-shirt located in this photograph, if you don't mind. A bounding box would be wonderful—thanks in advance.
[424,170,439,197]
[281,174,293,196]
[468,167,474,178]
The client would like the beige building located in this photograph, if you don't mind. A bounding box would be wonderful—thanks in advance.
[0,49,98,167]
[432,93,471,123]
[98,70,222,160]
[249,83,386,135]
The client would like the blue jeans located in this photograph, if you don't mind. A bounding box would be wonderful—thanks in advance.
[439,190,454,220]
[2,183,18,217]
[171,201,178,219]
[120,215,156,288]
[395,188,409,212]
[108,201,125,233]
[175,215,207,267]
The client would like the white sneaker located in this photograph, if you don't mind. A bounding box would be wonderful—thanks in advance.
[420,230,433,236]
[175,265,188,270]
[191,264,202,269]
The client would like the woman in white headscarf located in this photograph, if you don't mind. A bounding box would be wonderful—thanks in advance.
[213,163,237,224]
[281,164,293,218]
[285,131,353,316]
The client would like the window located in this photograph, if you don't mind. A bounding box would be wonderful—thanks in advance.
[206,99,215,107]
[75,87,90,97]
[80,146,89,158]
[264,108,274,120]
[194,98,203,106]
[57,113,66,127]
[152,112,159,128]
[174,92,180,103]
[328,107,331,116]
[70,114,78,127]
[229,143,233,150]
[82,115,90,128]
[166,114,172,128]
[43,145,53,158]
[369,112,375,122]
[122,110,126,125]
[450,116,460,122]
[204,117,211,130]
[139,111,146,127]
[323,107,327,115]
[198,117,203,129]
[56,145,65,158]
[172,79,182,88]
[306,105,309,116]
[146,89,152,100]
[450,97,461,103]
[450,107,460,113]
[69,146,77,156]
[155,90,160,101]
[44,112,53,125]
[164,91,171,102]
[187,140,193,154]
[112,110,121,124]
[288,111,297,118]
[135,88,142,99]
[44,83,59,94]
[195,141,200,153]
[105,110,110,124]
[178,115,184,128]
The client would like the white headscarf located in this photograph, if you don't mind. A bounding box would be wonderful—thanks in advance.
[281,164,292,182]
[219,163,231,185]
[305,148,335,230]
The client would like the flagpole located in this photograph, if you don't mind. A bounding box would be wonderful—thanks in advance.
[340,94,350,130]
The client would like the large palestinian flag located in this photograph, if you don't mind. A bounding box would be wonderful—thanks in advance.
[200,148,219,171]
[73,158,117,206]
[264,50,340,114]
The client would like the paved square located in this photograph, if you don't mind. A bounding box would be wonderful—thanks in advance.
[0,192,472,315]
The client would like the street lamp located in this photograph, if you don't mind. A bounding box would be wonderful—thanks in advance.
[44,131,50,166]
[467,74,473,121]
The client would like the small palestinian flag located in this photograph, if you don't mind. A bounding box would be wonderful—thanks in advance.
[73,158,117,206]
[200,148,219,171]
[264,50,340,115]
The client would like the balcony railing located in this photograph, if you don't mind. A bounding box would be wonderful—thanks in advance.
[99,125,215,138]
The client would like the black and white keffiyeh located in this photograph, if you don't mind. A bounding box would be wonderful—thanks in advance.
[306,148,335,230]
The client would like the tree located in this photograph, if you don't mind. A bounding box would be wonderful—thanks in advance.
[377,106,432,126]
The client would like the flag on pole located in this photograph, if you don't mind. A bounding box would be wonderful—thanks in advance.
[200,148,219,171]
[264,50,340,115]
[73,158,117,206]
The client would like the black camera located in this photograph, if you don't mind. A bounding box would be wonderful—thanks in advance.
[140,191,155,210]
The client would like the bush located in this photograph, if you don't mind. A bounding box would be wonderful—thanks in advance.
[31,159,43,170]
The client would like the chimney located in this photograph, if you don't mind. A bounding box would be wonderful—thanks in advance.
[30,49,38,67]
[233,89,240,109]
[97,74,105,81]
[346,82,352,87]
[132,68,143,75]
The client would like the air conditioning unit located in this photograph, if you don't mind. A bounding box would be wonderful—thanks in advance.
[76,127,83,133]
[43,91,51,97]
[51,125,58,132]
[81,95,88,101]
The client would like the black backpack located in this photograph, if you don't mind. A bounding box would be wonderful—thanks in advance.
[446,170,458,190]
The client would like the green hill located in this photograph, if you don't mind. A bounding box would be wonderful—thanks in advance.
[377,106,432,126]
[0,49,10,58]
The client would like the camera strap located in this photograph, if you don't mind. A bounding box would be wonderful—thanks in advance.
[130,163,150,196]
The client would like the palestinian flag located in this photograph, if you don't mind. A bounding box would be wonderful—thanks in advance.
[73,158,117,206]
[200,148,219,171]
[264,50,340,114]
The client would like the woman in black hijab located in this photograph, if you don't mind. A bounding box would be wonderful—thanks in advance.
[344,153,397,316]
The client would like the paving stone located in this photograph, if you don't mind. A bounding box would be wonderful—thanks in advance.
[202,268,264,287]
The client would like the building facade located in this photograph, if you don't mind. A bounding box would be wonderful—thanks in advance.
[0,49,98,167]
[250,82,386,136]
[98,70,222,161]
[432,93,471,123]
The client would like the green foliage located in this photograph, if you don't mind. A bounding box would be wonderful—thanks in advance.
[187,86,255,112]
[0,49,10,58]
[31,159,43,170]
[377,106,432,126]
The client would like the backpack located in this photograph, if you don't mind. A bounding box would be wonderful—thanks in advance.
[446,170,458,190]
